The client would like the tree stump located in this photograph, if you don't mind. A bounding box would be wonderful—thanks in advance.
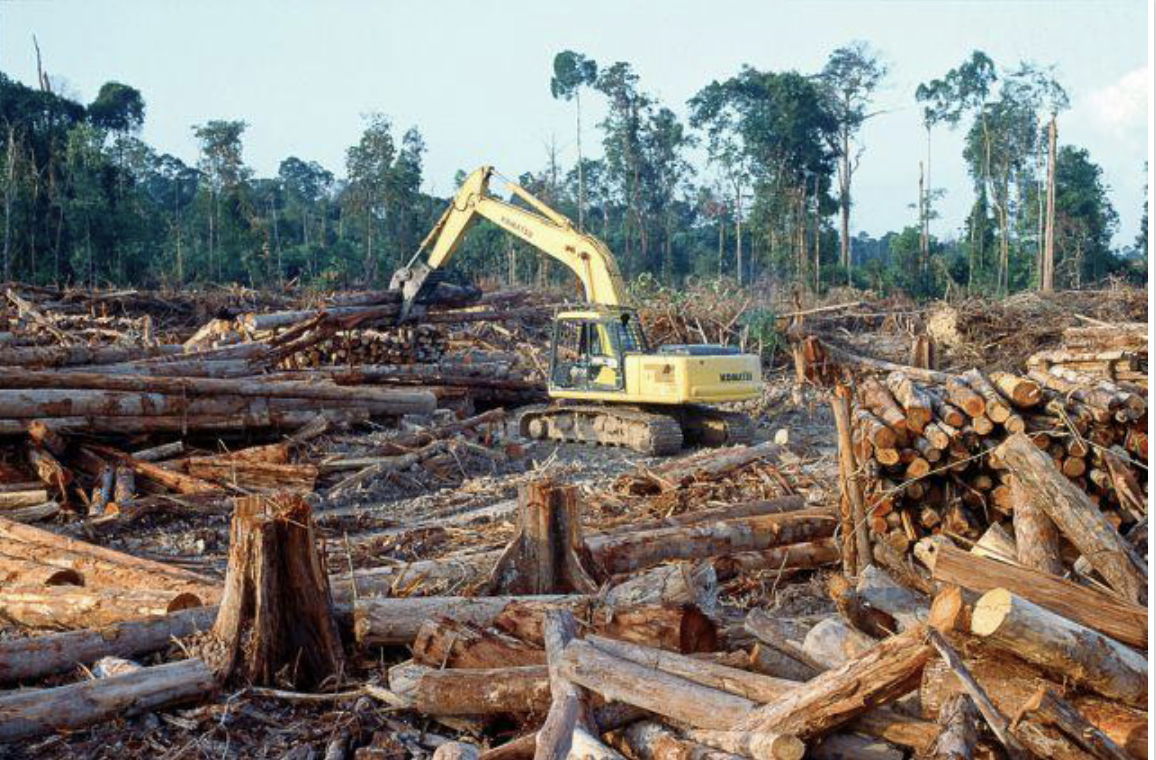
[484,479,600,594]
[210,492,344,688]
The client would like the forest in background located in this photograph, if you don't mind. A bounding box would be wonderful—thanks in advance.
[0,44,1147,299]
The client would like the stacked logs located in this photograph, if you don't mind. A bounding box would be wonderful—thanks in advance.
[851,364,1146,557]
[278,325,448,369]
[1027,322,1147,389]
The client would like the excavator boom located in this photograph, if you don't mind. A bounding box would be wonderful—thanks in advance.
[392,166,628,319]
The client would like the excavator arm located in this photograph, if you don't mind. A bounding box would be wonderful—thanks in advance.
[391,166,630,320]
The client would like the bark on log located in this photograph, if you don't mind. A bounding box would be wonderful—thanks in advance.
[969,589,1147,707]
[925,542,1145,649]
[0,657,215,743]
[1011,483,1064,576]
[733,625,933,740]
[354,595,717,653]
[1013,687,1131,760]
[921,655,1147,760]
[412,617,544,669]
[0,606,216,683]
[586,511,837,575]
[711,539,839,581]
[388,662,551,715]
[604,561,718,613]
[930,693,979,760]
[998,432,1147,603]
[989,372,1042,408]
[210,492,344,687]
[945,378,986,419]
[0,585,205,629]
[0,556,82,586]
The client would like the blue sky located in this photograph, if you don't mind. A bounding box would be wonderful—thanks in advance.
[1,0,1149,248]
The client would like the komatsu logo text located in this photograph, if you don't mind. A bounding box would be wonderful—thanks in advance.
[720,372,753,382]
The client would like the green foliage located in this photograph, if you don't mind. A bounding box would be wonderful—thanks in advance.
[0,51,1127,301]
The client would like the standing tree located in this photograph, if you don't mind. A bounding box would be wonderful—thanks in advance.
[819,42,887,281]
[344,114,397,284]
[550,51,598,231]
[87,82,145,134]
[1052,146,1118,287]
[689,80,753,283]
[192,120,251,280]
[595,62,652,274]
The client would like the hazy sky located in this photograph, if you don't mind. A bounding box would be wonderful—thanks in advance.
[1,1,1149,247]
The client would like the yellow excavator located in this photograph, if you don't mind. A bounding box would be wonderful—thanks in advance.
[391,166,761,455]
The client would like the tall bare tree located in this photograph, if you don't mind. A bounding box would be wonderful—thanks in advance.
[820,42,887,281]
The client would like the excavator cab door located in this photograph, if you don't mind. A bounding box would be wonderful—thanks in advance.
[549,316,625,393]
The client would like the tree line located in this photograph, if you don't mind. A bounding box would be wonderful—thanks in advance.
[0,45,1145,296]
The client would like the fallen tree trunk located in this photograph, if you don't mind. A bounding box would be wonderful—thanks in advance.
[733,625,933,740]
[0,657,215,743]
[0,515,216,590]
[0,556,82,586]
[354,595,717,653]
[0,606,217,683]
[389,662,551,715]
[587,510,837,575]
[711,539,839,581]
[996,433,1147,603]
[969,589,1147,707]
[0,585,206,629]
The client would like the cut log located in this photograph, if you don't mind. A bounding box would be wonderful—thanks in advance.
[586,510,837,575]
[210,492,344,687]
[996,432,1147,603]
[0,657,215,743]
[733,625,933,740]
[616,721,739,760]
[0,606,216,683]
[970,588,1146,706]
[945,378,986,418]
[683,729,804,760]
[925,542,1146,649]
[860,376,908,434]
[886,372,934,433]
[626,495,807,533]
[559,638,753,729]
[0,585,205,629]
[0,556,82,586]
[924,629,1020,755]
[354,595,717,654]
[1011,483,1064,576]
[962,370,1011,423]
[711,539,839,581]
[604,561,718,613]
[989,372,1042,408]
[389,662,551,715]
[0,535,217,598]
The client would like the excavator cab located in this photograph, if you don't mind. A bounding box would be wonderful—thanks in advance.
[549,308,644,393]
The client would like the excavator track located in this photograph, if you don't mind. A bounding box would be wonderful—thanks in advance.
[517,404,756,455]
[672,405,756,447]
[517,404,685,456]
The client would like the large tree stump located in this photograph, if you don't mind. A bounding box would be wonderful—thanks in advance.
[485,479,600,594]
[211,492,345,688]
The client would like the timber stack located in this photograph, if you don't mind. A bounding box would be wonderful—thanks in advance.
[838,359,1146,562]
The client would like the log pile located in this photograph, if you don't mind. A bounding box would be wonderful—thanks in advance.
[844,363,1146,561]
